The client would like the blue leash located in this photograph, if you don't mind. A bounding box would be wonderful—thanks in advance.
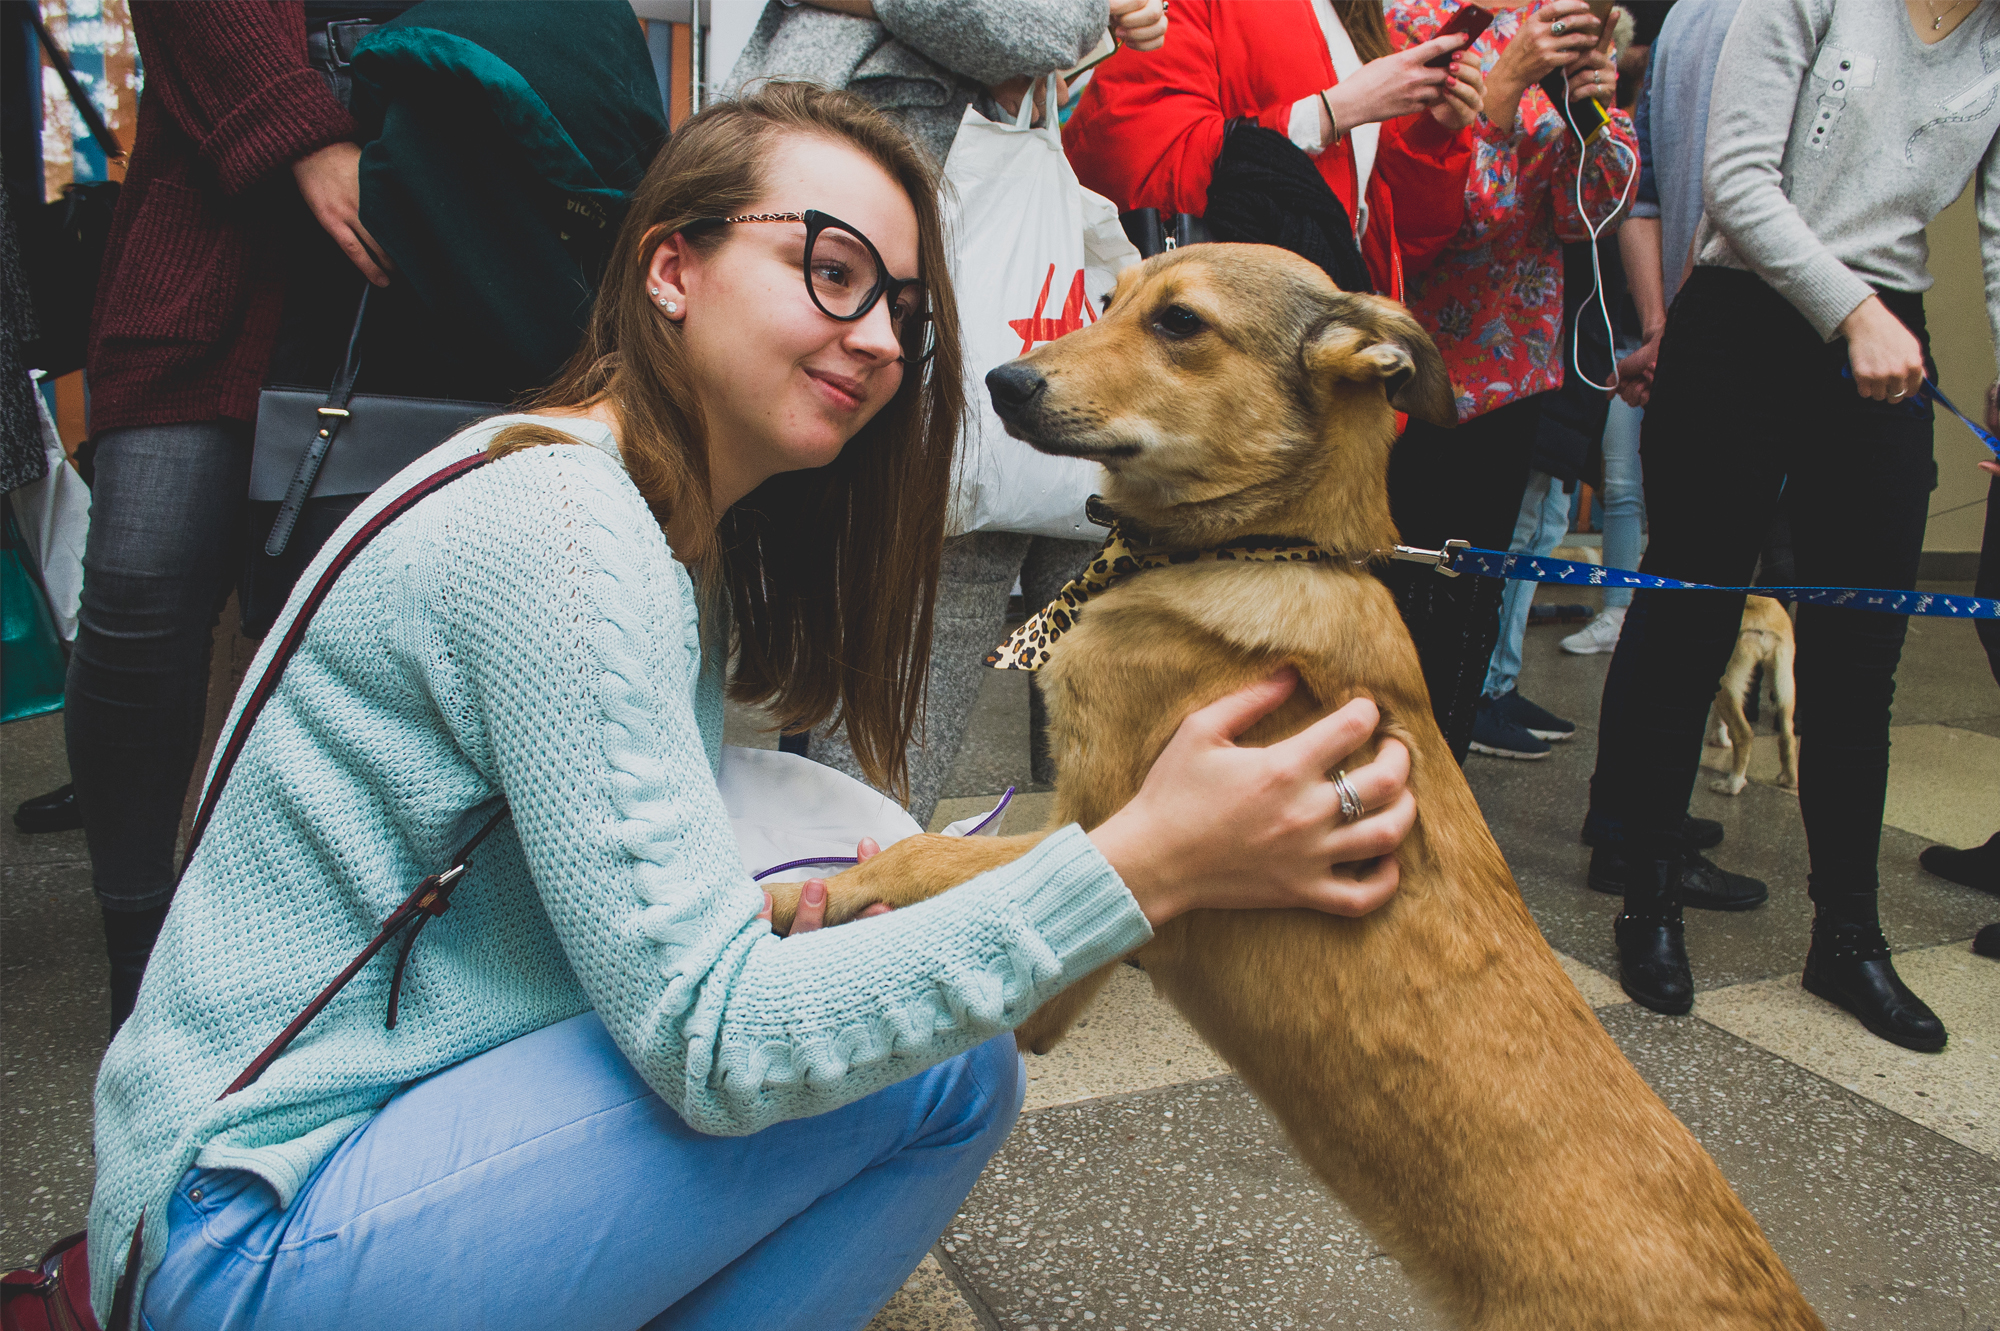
[1383,374,2000,618]
[1920,376,2000,456]
[1385,542,2000,619]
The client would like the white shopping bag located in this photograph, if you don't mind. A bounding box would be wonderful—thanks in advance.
[9,377,90,642]
[718,746,1013,885]
[942,75,1140,541]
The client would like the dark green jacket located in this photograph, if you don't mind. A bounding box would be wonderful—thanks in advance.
[351,1,666,392]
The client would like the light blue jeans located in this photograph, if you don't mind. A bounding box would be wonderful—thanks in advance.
[141,1013,1023,1331]
[1599,399,1645,609]
[1481,469,1574,700]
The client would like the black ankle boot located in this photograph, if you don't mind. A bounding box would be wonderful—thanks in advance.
[1616,911,1693,1014]
[1802,919,1946,1053]
[103,903,171,1039]
[1613,857,1693,1014]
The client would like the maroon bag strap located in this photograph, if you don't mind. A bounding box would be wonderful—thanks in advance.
[174,451,507,1100]
[183,452,494,871]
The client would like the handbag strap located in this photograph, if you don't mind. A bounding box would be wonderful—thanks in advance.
[188,449,511,1101]
[263,287,372,558]
[27,8,124,163]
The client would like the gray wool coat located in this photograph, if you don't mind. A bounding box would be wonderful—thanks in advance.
[724,0,1107,166]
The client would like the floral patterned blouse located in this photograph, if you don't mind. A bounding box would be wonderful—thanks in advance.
[1386,0,1640,422]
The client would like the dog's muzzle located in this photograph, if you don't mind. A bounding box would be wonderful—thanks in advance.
[986,362,1048,423]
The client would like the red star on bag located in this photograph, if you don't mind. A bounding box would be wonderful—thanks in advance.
[1008,263,1097,355]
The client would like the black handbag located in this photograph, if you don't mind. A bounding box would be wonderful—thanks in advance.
[244,287,500,635]
[19,7,123,379]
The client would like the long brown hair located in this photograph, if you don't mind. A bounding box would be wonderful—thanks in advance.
[491,82,964,800]
[1332,1,1395,63]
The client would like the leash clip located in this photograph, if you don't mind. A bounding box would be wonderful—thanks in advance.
[1388,539,1467,578]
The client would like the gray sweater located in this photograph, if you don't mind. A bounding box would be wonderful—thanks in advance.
[1694,0,2000,345]
[724,0,1106,167]
[1630,0,1742,307]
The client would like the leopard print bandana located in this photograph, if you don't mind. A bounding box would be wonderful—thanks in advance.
[987,503,1334,672]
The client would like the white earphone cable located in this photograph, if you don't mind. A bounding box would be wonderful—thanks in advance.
[1559,88,1637,394]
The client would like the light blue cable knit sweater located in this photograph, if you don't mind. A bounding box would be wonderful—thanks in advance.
[87,415,1151,1321]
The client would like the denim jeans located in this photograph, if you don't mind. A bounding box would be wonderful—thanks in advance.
[65,422,250,913]
[1598,399,1644,610]
[1481,469,1573,700]
[142,1013,1024,1331]
[1586,270,1935,903]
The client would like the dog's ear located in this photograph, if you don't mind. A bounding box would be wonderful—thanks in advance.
[1304,294,1457,428]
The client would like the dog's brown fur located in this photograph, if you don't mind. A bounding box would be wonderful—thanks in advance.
[774,247,1822,1329]
[1707,595,1799,796]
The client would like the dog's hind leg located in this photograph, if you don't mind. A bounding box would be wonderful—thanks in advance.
[1771,640,1799,791]
[1709,650,1757,796]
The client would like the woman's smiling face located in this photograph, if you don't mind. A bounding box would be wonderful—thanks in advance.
[647,133,919,510]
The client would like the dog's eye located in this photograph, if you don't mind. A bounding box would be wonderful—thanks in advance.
[1154,304,1204,339]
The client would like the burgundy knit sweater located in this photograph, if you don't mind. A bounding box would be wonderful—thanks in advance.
[85,2,355,436]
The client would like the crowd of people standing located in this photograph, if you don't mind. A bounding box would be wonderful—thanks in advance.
[3,1,1997,1327]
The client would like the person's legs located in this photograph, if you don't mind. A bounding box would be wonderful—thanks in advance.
[808,531,1032,826]
[1584,272,1798,1009]
[1480,470,1567,702]
[1382,394,1542,763]
[1782,291,1946,1050]
[1919,472,2000,892]
[142,1013,1024,1331]
[1473,471,1576,757]
[64,421,250,1032]
[1564,398,1644,655]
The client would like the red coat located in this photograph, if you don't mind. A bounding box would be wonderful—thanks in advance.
[1063,0,1474,299]
[86,3,355,436]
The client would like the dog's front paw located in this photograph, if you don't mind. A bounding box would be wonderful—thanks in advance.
[1775,771,1799,792]
[1709,774,1748,796]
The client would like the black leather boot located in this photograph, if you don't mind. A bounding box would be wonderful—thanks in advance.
[1614,858,1693,1014]
[103,902,171,1039]
[13,783,83,834]
[1588,845,1767,911]
[1802,919,1947,1053]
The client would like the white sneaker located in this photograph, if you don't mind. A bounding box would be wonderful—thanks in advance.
[1561,606,1626,655]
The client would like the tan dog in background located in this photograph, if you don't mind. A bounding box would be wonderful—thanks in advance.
[1707,594,1799,796]
[773,246,1821,1329]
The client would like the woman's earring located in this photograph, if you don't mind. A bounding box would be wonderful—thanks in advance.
[649,286,659,296]
[665,301,678,314]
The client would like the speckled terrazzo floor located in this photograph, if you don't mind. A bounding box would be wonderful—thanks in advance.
[5,585,1996,1329]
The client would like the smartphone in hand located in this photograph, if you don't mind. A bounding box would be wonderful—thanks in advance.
[1425,3,1494,67]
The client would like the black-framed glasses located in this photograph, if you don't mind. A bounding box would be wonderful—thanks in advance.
[682,209,937,363]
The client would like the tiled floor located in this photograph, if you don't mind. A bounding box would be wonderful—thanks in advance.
[5,586,1997,1329]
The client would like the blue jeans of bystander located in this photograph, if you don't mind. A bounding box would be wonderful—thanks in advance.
[1599,399,1645,609]
[1481,469,1573,700]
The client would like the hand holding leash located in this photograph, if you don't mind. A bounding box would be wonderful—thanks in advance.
[1839,295,1926,402]
[1088,670,1415,928]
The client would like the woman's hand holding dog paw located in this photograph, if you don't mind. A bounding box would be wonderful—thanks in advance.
[760,838,893,936]
[1088,669,1415,928]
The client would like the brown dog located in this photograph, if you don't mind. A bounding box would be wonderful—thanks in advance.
[1707,595,1800,797]
[774,246,1822,1329]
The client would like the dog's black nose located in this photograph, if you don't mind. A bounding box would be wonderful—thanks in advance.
[985,363,1047,419]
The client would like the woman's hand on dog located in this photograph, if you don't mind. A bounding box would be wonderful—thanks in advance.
[760,839,894,936]
[1088,670,1415,928]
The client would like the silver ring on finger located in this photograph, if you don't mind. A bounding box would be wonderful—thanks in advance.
[1332,770,1365,825]
[1890,389,1907,399]
[1551,18,1567,34]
